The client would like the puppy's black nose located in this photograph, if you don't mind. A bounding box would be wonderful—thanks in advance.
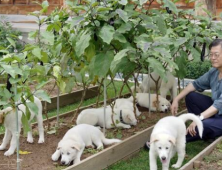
[61,161,65,165]
[161,156,166,160]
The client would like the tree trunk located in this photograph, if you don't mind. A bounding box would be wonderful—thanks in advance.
[195,0,216,17]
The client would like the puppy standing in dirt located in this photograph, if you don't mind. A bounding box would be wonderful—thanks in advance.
[0,96,44,156]
[131,72,177,101]
[51,124,121,165]
[149,113,203,170]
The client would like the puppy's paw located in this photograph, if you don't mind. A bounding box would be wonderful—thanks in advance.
[0,145,6,150]
[4,150,14,156]
[27,138,34,143]
[124,125,131,129]
[51,153,60,161]
[172,164,181,168]
[38,138,45,144]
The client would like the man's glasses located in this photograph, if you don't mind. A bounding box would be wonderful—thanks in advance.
[209,53,221,59]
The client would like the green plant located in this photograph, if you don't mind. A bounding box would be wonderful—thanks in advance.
[185,60,212,79]
[0,19,24,55]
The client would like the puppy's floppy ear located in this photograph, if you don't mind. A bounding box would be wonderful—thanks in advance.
[150,135,159,143]
[152,100,159,108]
[72,142,82,151]
[168,136,176,145]
[127,114,132,121]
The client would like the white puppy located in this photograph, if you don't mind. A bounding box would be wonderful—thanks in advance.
[51,124,121,165]
[113,98,141,116]
[76,106,137,129]
[0,96,44,156]
[149,113,203,170]
[131,72,177,101]
[129,93,171,112]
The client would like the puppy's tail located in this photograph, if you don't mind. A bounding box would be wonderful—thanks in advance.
[102,136,121,145]
[178,113,204,138]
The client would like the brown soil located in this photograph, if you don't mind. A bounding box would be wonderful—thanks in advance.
[0,100,187,170]
[198,141,222,170]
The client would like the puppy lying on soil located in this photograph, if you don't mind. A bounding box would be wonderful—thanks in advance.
[51,124,121,165]
[76,106,137,129]
[0,96,44,156]
[129,93,171,112]
[149,113,203,170]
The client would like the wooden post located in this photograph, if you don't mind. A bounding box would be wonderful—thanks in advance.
[195,0,216,17]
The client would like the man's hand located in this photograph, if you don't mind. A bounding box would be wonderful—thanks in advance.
[186,122,197,137]
[171,100,178,116]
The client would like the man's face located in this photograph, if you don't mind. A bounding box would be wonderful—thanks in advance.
[210,45,222,69]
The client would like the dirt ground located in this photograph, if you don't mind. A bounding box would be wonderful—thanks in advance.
[0,105,178,170]
[198,141,222,170]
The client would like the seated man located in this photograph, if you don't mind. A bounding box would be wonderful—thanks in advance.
[171,39,222,142]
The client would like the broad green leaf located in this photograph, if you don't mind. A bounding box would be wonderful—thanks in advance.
[147,58,165,76]
[110,49,129,74]
[42,0,49,8]
[113,33,127,43]
[94,51,114,77]
[26,102,39,116]
[21,112,30,133]
[175,51,187,79]
[32,47,42,60]
[6,37,16,48]
[137,41,151,52]
[53,65,61,80]
[175,37,188,46]
[163,0,178,15]
[0,50,9,54]
[190,47,201,62]
[70,16,84,28]
[3,88,12,99]
[156,16,167,35]
[1,64,16,78]
[85,43,95,62]
[35,90,51,103]
[99,25,115,44]
[65,77,75,93]
[36,80,51,90]
[97,7,112,12]
[116,9,128,23]
[76,31,91,57]
[116,23,132,33]
[41,31,54,45]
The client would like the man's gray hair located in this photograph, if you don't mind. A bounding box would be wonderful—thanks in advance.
[209,39,222,50]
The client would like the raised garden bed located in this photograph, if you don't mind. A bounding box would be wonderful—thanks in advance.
[0,92,210,170]
[0,97,179,170]
[182,137,222,170]
[42,85,99,111]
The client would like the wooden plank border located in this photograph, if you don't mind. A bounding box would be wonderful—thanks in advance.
[43,86,99,111]
[62,109,188,170]
[180,136,222,170]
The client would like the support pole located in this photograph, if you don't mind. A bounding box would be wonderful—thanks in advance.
[148,67,151,117]
[103,79,107,135]
[15,84,20,170]
[57,87,60,128]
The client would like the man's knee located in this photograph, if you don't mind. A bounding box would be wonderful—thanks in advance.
[185,92,196,102]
